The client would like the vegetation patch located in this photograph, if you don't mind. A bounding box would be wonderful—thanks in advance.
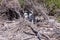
[0,0,2,4]
[45,0,60,22]
[18,0,25,6]
[0,0,2,2]
[45,0,60,8]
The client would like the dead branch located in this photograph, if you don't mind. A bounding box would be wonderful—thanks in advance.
[23,26,50,40]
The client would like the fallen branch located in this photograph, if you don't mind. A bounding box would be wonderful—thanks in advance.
[23,26,50,40]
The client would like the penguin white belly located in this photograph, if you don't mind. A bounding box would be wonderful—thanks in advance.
[24,13,28,19]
